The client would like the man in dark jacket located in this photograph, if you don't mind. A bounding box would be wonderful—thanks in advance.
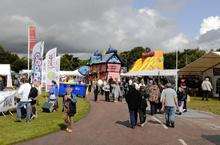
[0,76,5,91]
[125,82,141,129]
[138,86,149,127]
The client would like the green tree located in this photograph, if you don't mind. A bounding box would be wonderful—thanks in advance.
[60,54,81,71]
[119,47,145,69]
[164,52,176,69]
[79,59,89,66]
[0,44,29,72]
[12,57,28,72]
[164,49,206,69]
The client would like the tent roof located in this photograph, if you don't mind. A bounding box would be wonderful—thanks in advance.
[121,69,178,77]
[59,70,83,77]
[0,64,11,75]
[20,70,84,77]
[0,64,12,87]
[179,52,220,75]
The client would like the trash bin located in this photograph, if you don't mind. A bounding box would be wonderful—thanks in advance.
[59,83,75,96]
[59,83,87,97]
[72,84,87,97]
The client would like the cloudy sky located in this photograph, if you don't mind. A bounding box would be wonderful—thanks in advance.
[0,0,219,59]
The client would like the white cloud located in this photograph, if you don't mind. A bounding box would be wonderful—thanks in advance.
[200,16,220,35]
[163,33,192,50]
[0,0,178,54]
[2,0,218,56]
[195,16,220,50]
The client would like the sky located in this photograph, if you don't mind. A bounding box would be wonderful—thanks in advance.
[0,0,219,59]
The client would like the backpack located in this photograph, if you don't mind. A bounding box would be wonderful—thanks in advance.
[28,87,38,99]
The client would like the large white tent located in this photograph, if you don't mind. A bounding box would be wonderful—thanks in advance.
[0,64,12,87]
[179,52,220,76]
[121,69,178,77]
[59,70,84,77]
[20,69,84,77]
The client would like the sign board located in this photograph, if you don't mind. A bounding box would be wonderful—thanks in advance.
[0,91,16,113]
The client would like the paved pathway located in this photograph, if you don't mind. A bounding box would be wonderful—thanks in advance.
[19,95,220,145]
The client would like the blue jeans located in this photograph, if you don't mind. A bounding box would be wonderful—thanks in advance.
[129,110,138,127]
[16,101,32,121]
[165,106,175,124]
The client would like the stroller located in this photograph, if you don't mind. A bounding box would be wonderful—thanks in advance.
[42,94,57,112]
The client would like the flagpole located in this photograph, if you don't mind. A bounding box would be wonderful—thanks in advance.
[27,25,30,79]
[175,48,178,92]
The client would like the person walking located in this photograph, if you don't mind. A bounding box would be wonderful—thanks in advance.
[138,86,149,127]
[93,80,99,102]
[49,80,59,111]
[88,81,92,93]
[201,77,213,101]
[161,83,178,128]
[112,81,122,102]
[177,82,187,114]
[16,78,32,122]
[148,80,160,116]
[103,81,110,102]
[125,81,140,129]
[63,87,77,133]
[0,76,5,91]
[29,82,39,119]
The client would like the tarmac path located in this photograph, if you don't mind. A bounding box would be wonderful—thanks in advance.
[19,95,220,145]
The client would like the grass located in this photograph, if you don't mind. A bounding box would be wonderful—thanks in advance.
[188,96,220,115]
[0,93,90,145]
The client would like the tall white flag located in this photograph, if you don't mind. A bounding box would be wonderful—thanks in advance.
[31,41,44,84]
[45,48,57,90]
[56,56,61,88]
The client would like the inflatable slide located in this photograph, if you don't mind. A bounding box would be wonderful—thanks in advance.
[130,50,164,72]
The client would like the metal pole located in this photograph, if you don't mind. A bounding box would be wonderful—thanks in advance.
[175,49,178,92]
[27,25,30,79]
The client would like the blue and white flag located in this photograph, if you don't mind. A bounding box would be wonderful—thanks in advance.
[31,41,44,84]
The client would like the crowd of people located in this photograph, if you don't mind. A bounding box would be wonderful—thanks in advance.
[89,77,190,128]
[11,74,215,132]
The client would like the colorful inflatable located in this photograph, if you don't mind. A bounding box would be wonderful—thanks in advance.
[130,50,164,72]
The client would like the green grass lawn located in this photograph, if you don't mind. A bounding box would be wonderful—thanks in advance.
[188,96,220,115]
[0,94,90,145]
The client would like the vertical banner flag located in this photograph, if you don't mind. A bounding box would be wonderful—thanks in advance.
[28,25,36,53]
[41,59,47,84]
[55,56,61,88]
[46,48,57,91]
[31,41,44,84]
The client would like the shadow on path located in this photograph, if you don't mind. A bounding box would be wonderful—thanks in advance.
[115,120,131,128]
[202,135,220,145]
[58,123,66,130]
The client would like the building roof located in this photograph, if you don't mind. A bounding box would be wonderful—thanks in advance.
[179,52,220,75]
[90,51,121,65]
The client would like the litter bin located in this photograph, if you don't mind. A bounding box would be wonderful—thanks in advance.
[72,84,87,97]
[59,83,75,96]
[59,83,87,97]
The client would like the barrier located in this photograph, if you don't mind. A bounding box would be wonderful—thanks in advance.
[0,91,17,114]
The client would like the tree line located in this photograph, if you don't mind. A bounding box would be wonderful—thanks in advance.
[0,45,88,72]
[0,44,218,73]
